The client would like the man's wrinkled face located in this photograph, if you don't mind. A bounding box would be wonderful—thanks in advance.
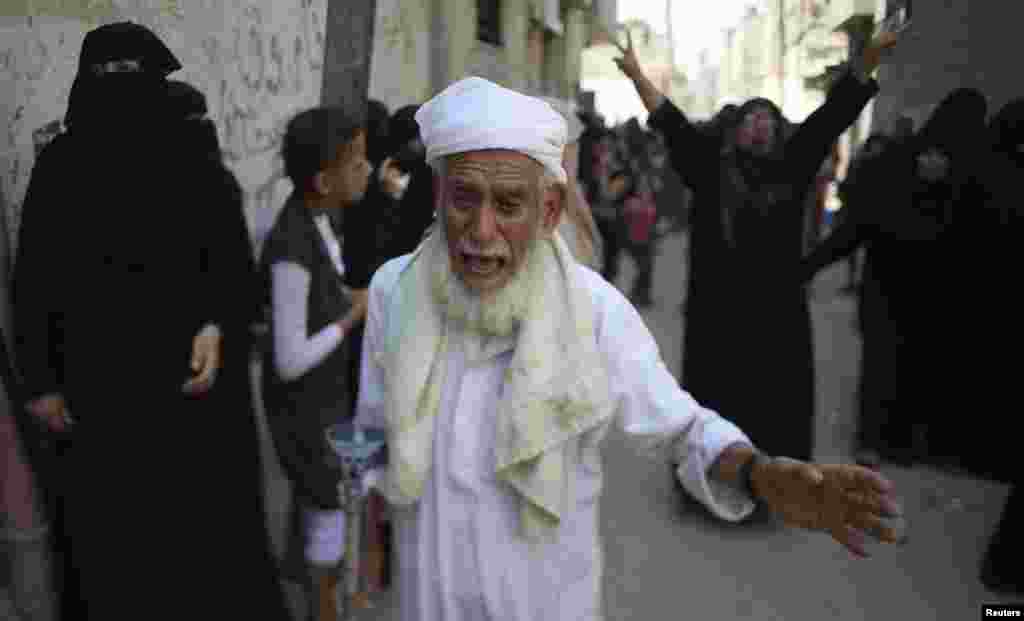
[442,150,558,296]
[736,107,778,155]
[917,147,950,182]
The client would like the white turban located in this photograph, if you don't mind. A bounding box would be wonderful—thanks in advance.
[539,96,584,144]
[415,77,568,184]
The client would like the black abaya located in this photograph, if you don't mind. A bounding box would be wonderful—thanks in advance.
[648,71,879,461]
[12,112,289,621]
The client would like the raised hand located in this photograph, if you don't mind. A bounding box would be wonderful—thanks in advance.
[610,27,643,82]
[861,21,906,76]
[753,457,906,557]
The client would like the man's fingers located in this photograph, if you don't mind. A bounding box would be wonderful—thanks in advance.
[801,464,824,486]
[183,358,217,395]
[835,464,893,494]
[625,27,634,52]
[846,511,897,544]
[877,494,903,518]
[831,524,870,558]
[854,467,895,495]
[191,341,208,373]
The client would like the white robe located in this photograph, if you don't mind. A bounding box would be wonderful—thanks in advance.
[355,255,757,621]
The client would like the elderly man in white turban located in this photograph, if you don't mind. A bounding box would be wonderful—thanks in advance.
[354,77,905,621]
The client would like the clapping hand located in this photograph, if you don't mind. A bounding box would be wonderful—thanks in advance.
[753,457,906,557]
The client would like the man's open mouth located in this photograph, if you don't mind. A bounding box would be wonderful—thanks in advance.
[462,252,505,276]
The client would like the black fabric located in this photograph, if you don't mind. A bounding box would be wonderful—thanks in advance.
[387,104,422,158]
[982,482,1024,594]
[164,79,207,117]
[977,99,1024,594]
[989,98,1024,164]
[912,88,987,161]
[260,196,352,511]
[393,160,437,256]
[596,215,624,284]
[75,21,180,75]
[12,89,289,618]
[649,70,879,461]
[800,89,991,464]
[365,99,391,169]
[65,22,180,131]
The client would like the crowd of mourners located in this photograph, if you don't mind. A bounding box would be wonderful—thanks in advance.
[0,19,1021,621]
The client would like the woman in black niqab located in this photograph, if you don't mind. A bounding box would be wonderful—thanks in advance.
[13,23,292,619]
[388,103,437,256]
[63,21,181,132]
[12,22,186,620]
[800,88,988,468]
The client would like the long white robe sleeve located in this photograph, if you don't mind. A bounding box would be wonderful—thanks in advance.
[594,270,757,523]
[354,256,757,621]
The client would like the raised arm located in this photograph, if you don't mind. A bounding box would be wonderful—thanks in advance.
[787,28,903,178]
[612,28,716,190]
[800,201,869,283]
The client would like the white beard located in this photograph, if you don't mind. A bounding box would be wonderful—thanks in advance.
[430,226,550,339]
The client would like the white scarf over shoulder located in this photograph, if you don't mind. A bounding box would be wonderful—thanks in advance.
[374,230,615,541]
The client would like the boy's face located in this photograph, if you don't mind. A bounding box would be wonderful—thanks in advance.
[319,131,371,207]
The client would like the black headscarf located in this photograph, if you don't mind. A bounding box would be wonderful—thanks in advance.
[912,88,988,161]
[988,98,1024,167]
[720,97,788,188]
[388,104,421,154]
[165,79,221,160]
[388,104,426,174]
[65,22,181,132]
[365,99,391,169]
[727,98,786,153]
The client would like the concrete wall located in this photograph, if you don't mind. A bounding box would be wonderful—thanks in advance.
[871,1,1017,134]
[0,0,328,257]
[368,0,432,112]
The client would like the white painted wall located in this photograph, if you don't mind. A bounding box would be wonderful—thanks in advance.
[0,0,328,258]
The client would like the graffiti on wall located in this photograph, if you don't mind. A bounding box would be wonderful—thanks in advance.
[0,0,327,256]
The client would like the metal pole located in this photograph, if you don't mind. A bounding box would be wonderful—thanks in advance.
[665,0,676,73]
[778,0,786,109]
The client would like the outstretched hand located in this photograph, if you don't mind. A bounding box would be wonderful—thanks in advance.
[753,457,905,557]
